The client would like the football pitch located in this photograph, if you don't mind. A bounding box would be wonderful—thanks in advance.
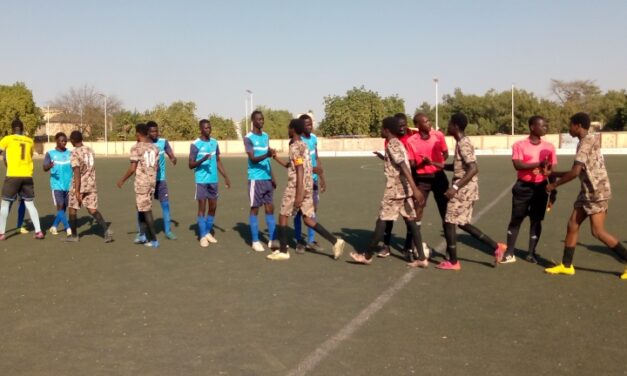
[1,155,626,375]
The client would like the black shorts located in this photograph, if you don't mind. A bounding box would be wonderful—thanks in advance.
[413,174,434,208]
[511,180,548,222]
[432,170,449,195]
[2,177,35,201]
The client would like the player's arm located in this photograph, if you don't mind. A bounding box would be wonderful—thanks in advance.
[547,163,583,192]
[399,162,424,205]
[244,137,272,163]
[116,161,137,188]
[373,151,385,160]
[512,159,545,171]
[294,164,304,208]
[315,148,326,193]
[43,152,53,172]
[164,141,177,165]
[423,156,445,169]
[216,155,231,189]
[270,167,277,189]
[272,154,290,168]
[188,145,210,169]
[72,166,81,202]
[445,162,478,199]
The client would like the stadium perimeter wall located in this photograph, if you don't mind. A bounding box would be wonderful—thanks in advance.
[38,132,627,157]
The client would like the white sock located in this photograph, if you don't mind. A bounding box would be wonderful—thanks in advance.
[24,201,41,233]
[0,200,9,234]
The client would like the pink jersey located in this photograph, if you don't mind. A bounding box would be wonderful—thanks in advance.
[430,129,448,155]
[405,132,444,175]
[512,137,557,183]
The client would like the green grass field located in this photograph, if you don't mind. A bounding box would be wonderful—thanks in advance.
[1,155,626,375]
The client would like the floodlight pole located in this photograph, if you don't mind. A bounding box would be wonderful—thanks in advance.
[511,83,515,136]
[97,93,108,156]
[46,105,50,143]
[433,77,439,131]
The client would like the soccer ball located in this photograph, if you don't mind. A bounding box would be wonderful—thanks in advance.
[422,242,431,259]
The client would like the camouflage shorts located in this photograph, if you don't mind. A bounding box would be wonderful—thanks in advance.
[378,196,417,221]
[68,191,98,210]
[136,189,155,212]
[280,186,315,218]
[574,199,608,215]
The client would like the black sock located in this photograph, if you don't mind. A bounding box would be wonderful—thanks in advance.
[383,220,393,246]
[528,221,542,255]
[312,223,337,245]
[506,217,523,253]
[70,213,78,236]
[278,225,288,253]
[444,222,458,264]
[459,223,498,250]
[562,246,576,267]
[142,211,157,242]
[368,219,387,255]
[611,242,627,263]
[404,222,413,251]
[91,211,108,232]
[406,220,425,260]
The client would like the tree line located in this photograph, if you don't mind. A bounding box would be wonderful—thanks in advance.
[0,80,625,140]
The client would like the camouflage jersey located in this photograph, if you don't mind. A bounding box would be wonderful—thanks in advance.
[130,141,159,194]
[383,137,412,199]
[575,133,611,202]
[452,136,479,201]
[70,145,97,193]
[287,139,313,194]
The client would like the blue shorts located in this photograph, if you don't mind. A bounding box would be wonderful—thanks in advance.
[52,190,69,208]
[154,180,170,202]
[248,180,274,207]
[195,183,218,201]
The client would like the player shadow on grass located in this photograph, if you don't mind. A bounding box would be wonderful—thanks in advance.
[338,227,408,263]
[187,223,226,239]
[231,222,298,249]
[455,234,498,268]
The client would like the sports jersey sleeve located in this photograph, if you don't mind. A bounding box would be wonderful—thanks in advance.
[511,142,523,160]
[189,144,199,162]
[70,150,80,168]
[164,140,173,154]
[0,136,8,150]
[244,137,254,154]
[575,138,591,166]
[292,144,307,166]
[129,145,140,163]
[459,139,476,164]
[387,139,406,166]
[215,143,220,157]
[44,152,51,165]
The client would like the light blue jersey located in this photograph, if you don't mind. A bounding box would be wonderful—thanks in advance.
[302,133,319,182]
[190,138,219,184]
[153,138,172,182]
[244,131,272,180]
[44,149,72,191]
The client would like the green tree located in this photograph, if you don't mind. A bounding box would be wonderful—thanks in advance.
[319,86,405,137]
[148,101,198,140]
[208,114,238,140]
[0,82,43,137]
[112,110,147,140]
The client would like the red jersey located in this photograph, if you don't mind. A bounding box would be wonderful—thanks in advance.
[405,132,444,175]
[384,133,411,149]
[512,137,557,183]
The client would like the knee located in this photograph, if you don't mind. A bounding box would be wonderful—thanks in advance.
[566,220,578,234]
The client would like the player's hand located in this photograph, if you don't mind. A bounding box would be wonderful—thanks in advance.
[546,183,556,193]
[319,178,326,194]
[116,179,124,188]
[294,196,303,209]
[76,193,82,206]
[313,166,323,175]
[224,177,231,189]
[271,179,277,189]
[203,153,212,161]
[422,156,432,165]
[268,148,276,158]
[373,151,384,160]
[171,157,177,166]
[445,187,457,199]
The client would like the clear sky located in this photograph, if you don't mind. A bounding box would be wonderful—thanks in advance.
[1,0,626,121]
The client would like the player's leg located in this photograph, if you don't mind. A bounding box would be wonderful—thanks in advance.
[157,181,175,239]
[197,197,208,246]
[588,209,627,262]
[248,180,262,249]
[545,207,586,275]
[301,194,345,260]
[267,187,295,260]
[134,211,147,244]
[50,191,61,233]
[380,220,394,257]
[141,210,159,248]
[432,170,449,221]
[263,203,277,249]
[305,182,320,250]
[505,181,529,261]
[526,183,549,263]
[63,191,80,241]
[17,198,27,232]
[204,197,217,243]
[21,178,43,238]
[85,193,112,242]
[438,196,464,270]
[350,197,401,264]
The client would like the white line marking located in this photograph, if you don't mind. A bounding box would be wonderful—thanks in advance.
[286,183,514,376]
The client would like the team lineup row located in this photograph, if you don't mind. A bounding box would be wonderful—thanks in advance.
[0,111,626,278]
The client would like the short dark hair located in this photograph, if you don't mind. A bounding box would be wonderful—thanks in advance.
[11,116,23,132]
[136,123,149,136]
[450,113,468,131]
[382,116,402,136]
[570,112,590,129]
[251,110,263,120]
[70,130,83,142]
[394,113,407,122]
[299,114,312,121]
[528,115,545,126]
[146,120,158,129]
[413,112,427,124]
[54,132,67,140]
[289,118,305,135]
[199,119,210,128]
